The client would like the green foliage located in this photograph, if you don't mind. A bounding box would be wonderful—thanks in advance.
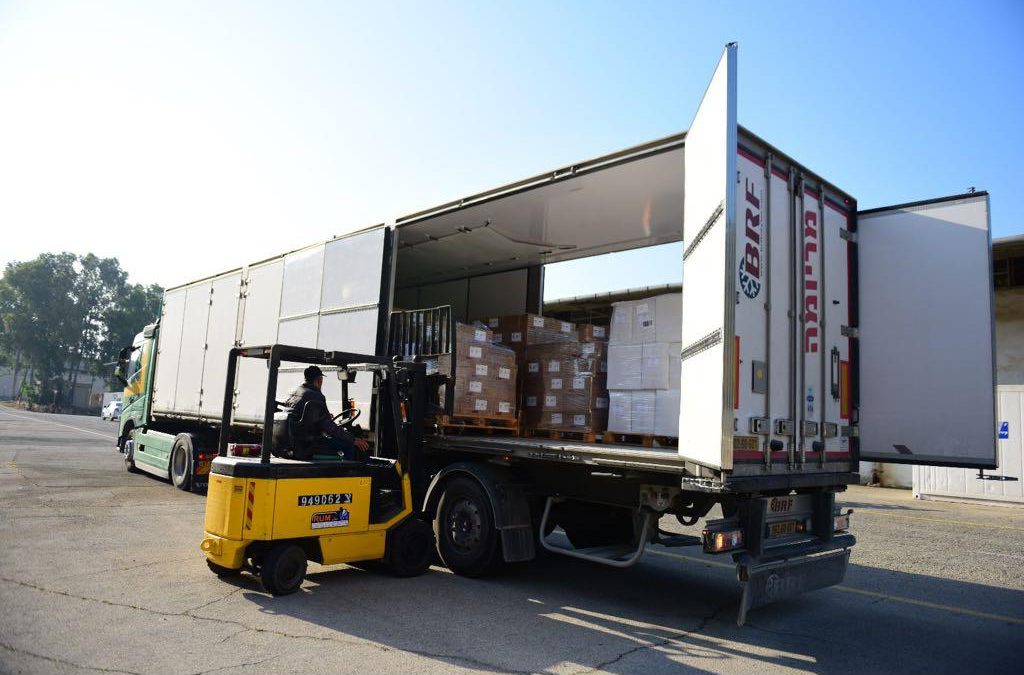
[0,253,162,405]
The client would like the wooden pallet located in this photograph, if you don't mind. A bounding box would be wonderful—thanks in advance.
[523,427,598,444]
[602,431,656,448]
[438,415,520,436]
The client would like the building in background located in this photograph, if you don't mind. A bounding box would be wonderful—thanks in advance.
[0,365,110,413]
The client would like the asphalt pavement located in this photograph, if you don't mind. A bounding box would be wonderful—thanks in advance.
[0,406,1021,675]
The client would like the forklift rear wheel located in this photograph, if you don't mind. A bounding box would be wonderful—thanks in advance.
[435,477,501,577]
[206,559,241,577]
[260,544,307,596]
[170,434,193,491]
[384,517,435,577]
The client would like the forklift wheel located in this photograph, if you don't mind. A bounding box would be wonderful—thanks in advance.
[384,517,436,577]
[260,544,307,596]
[206,559,241,577]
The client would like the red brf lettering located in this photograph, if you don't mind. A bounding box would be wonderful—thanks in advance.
[803,208,819,353]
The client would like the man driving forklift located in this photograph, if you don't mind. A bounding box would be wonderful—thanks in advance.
[279,365,370,460]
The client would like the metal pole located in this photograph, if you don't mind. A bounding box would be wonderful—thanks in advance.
[261,347,280,464]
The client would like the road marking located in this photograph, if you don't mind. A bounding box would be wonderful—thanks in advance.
[857,510,1024,533]
[648,547,1024,626]
[0,409,113,440]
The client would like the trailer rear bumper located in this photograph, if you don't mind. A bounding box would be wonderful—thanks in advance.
[734,533,855,626]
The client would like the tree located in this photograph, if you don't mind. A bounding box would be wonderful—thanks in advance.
[0,254,79,404]
[0,253,163,407]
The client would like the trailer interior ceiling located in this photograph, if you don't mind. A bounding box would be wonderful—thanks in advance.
[392,136,685,320]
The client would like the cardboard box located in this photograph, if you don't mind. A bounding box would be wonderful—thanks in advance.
[525,409,609,433]
[489,314,576,357]
[654,389,681,437]
[576,323,609,342]
[607,344,642,389]
[608,294,682,345]
[606,390,656,434]
[436,322,517,419]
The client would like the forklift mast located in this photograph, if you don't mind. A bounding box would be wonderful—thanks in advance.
[216,344,429,503]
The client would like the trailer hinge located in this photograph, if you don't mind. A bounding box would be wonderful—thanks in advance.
[841,326,859,339]
[840,229,857,243]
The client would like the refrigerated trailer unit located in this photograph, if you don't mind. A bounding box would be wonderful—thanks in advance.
[116,44,997,623]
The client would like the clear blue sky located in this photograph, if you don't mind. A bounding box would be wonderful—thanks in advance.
[1,1,1021,300]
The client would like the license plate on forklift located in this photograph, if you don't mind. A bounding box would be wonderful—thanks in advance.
[768,520,797,537]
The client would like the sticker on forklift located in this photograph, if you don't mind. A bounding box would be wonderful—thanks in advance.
[298,493,352,507]
[311,508,350,529]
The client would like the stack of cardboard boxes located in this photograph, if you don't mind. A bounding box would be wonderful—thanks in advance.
[606,293,682,437]
[437,323,518,421]
[485,314,610,435]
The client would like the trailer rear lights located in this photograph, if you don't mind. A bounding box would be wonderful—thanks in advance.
[703,528,744,553]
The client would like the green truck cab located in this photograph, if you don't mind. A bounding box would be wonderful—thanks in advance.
[115,321,213,492]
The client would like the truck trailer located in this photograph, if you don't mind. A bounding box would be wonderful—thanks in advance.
[114,44,997,623]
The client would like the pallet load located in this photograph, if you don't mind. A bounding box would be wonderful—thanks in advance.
[606,293,682,443]
[486,314,577,360]
[520,341,609,440]
[436,323,518,430]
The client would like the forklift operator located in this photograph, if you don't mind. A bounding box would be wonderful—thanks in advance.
[282,366,370,460]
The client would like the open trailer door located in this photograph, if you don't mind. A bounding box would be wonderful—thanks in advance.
[678,43,738,470]
[857,192,997,468]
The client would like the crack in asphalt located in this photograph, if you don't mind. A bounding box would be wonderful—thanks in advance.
[0,575,536,674]
[0,640,144,675]
[54,556,196,581]
[182,654,280,675]
[574,603,728,674]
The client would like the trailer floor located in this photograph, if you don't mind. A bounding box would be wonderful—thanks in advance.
[1,405,1021,675]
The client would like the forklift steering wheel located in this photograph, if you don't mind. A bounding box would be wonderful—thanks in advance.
[332,407,360,428]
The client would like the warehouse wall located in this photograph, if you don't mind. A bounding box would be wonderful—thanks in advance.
[996,287,1024,385]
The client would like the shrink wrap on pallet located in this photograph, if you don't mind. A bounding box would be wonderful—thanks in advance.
[521,341,609,433]
[434,322,517,420]
[607,390,656,434]
[488,314,576,358]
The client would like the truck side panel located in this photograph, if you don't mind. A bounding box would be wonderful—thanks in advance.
[152,288,187,414]
[200,273,243,418]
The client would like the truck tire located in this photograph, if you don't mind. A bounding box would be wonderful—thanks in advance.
[434,476,501,577]
[124,430,139,473]
[260,543,307,596]
[384,517,435,577]
[170,434,193,491]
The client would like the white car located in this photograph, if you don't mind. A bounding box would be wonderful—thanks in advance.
[101,400,122,421]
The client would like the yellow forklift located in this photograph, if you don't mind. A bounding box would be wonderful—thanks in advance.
[200,344,435,594]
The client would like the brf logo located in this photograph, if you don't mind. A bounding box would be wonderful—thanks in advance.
[738,178,762,299]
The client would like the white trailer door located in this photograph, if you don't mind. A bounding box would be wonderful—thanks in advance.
[678,43,738,469]
[857,192,996,468]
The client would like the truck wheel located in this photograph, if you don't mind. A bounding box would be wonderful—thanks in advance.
[206,559,241,577]
[170,434,193,491]
[435,477,501,577]
[384,517,435,577]
[124,432,139,473]
[260,544,307,596]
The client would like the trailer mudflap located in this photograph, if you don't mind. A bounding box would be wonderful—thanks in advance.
[736,546,851,626]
